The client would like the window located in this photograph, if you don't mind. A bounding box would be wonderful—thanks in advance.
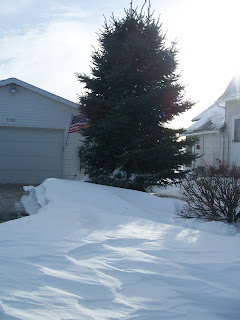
[234,119,240,142]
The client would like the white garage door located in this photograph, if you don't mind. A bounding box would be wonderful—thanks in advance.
[0,127,64,184]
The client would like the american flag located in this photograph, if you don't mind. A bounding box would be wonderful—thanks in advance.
[68,115,87,134]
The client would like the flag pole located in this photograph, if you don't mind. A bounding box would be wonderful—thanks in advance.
[65,114,73,146]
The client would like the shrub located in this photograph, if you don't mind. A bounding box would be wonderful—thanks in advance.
[180,165,240,223]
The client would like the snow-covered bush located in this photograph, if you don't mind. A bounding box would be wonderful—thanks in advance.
[180,166,240,223]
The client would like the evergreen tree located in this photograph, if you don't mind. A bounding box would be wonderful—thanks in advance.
[77,2,196,191]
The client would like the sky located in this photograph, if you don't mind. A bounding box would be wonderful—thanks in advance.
[0,0,240,128]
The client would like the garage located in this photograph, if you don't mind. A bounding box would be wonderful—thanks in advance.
[0,127,64,184]
[0,78,85,184]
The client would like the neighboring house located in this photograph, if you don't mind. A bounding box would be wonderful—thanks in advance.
[185,75,240,168]
[0,78,84,184]
[218,75,240,167]
[185,103,225,168]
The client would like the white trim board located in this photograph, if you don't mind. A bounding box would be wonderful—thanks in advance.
[0,78,78,109]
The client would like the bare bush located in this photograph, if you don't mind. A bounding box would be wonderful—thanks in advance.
[180,166,240,223]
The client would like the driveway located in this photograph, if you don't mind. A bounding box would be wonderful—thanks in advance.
[0,184,29,223]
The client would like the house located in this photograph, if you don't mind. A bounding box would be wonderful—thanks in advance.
[0,78,85,184]
[217,75,240,167]
[185,102,225,168]
[185,75,240,168]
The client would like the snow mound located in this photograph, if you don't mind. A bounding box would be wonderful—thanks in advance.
[21,184,47,215]
[0,179,239,320]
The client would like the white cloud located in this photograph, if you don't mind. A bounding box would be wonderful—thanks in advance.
[0,0,34,15]
[50,4,90,19]
[0,20,98,102]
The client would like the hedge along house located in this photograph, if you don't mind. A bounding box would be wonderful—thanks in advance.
[185,74,240,169]
[0,78,84,184]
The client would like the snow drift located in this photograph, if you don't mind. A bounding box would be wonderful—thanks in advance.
[0,179,239,320]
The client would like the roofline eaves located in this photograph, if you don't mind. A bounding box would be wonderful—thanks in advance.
[217,95,240,103]
[0,78,79,109]
[184,130,220,136]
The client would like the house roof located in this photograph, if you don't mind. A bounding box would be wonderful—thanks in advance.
[185,103,225,136]
[0,78,78,109]
[217,74,240,102]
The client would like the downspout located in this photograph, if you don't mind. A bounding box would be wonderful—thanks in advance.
[221,132,224,165]
[202,134,204,166]
[217,102,226,166]
[219,122,226,165]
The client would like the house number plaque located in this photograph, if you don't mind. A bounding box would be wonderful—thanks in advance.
[6,118,16,123]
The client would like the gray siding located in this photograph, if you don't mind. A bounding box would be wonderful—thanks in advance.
[0,84,84,181]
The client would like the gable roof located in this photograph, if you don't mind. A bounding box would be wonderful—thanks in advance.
[217,74,240,102]
[185,103,225,136]
[0,78,78,109]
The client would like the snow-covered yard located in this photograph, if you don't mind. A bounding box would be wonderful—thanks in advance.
[0,179,240,319]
